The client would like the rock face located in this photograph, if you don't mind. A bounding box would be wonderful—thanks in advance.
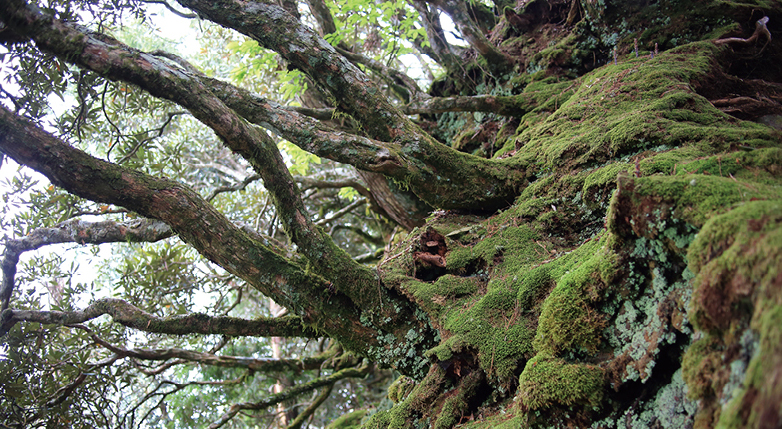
[365,1,782,427]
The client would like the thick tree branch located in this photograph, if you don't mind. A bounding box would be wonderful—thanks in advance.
[304,0,336,36]
[1,218,171,311]
[208,364,370,429]
[0,297,320,337]
[0,1,387,305]
[0,105,379,347]
[176,0,414,142]
[5,0,527,211]
[171,0,528,209]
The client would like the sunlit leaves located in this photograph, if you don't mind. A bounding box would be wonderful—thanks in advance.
[278,140,321,176]
[327,0,424,59]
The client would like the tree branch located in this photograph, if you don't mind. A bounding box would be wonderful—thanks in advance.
[334,46,426,102]
[715,16,772,46]
[208,364,370,429]
[429,0,514,72]
[0,1,379,293]
[409,0,464,74]
[286,384,333,429]
[0,105,380,346]
[315,198,367,226]
[1,218,171,312]
[0,297,320,337]
[90,334,329,372]
[403,93,542,116]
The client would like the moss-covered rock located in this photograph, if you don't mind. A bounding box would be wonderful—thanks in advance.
[366,1,782,427]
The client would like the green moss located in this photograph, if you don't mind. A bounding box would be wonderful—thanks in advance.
[388,376,416,404]
[517,355,605,410]
[682,336,724,399]
[688,200,782,332]
[510,42,776,181]
[327,409,370,429]
[533,236,619,356]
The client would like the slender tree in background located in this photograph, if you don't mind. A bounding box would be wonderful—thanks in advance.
[1,0,781,428]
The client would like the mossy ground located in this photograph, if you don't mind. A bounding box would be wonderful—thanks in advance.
[361,1,782,427]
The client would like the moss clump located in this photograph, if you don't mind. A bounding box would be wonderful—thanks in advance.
[533,235,619,356]
[688,200,782,332]
[517,355,605,410]
[679,200,782,428]
[327,409,370,429]
[388,376,417,404]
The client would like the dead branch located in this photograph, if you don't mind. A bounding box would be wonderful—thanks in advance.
[715,16,771,46]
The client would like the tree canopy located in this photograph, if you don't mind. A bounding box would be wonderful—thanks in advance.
[1,0,781,428]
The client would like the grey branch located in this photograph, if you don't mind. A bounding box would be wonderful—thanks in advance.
[0,297,320,337]
[1,218,172,311]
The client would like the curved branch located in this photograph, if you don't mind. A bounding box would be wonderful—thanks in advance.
[1,218,171,311]
[715,16,771,46]
[141,0,198,18]
[0,297,320,337]
[91,334,329,371]
[295,176,370,198]
[176,0,413,142]
[315,198,367,226]
[208,364,370,429]
[286,384,333,429]
[206,174,262,202]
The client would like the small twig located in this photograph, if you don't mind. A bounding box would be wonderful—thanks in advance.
[315,198,367,226]
[141,0,198,18]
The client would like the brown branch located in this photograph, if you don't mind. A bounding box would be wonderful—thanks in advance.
[37,354,121,417]
[1,218,171,312]
[0,297,320,337]
[0,1,383,297]
[0,79,383,349]
[208,364,370,429]
[413,251,446,268]
[205,174,262,201]
[409,0,464,74]
[175,0,415,142]
[303,0,336,35]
